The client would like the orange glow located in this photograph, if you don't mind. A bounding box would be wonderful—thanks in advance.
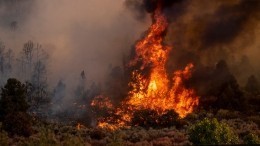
[77,123,84,130]
[91,95,113,109]
[92,2,199,129]
[126,4,199,118]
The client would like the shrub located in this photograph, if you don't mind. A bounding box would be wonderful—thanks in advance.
[188,118,239,145]
[0,123,9,146]
[90,129,106,140]
[216,109,239,119]
[131,110,181,128]
[107,131,124,146]
[243,133,260,144]
[26,128,58,146]
[62,135,85,146]
[2,112,33,137]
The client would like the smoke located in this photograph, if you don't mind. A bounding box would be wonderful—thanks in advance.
[0,0,34,29]
[125,0,260,84]
[0,0,152,120]
[0,0,150,89]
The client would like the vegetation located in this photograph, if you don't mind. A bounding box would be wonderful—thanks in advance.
[0,78,33,137]
[243,133,260,144]
[0,41,259,145]
[131,109,183,128]
[0,116,258,145]
[188,118,239,145]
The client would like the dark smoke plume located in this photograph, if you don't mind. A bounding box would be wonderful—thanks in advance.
[202,0,260,49]
[126,0,259,67]
[125,0,260,111]
[125,0,186,20]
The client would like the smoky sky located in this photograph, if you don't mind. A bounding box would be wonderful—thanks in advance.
[0,0,150,89]
[0,0,34,29]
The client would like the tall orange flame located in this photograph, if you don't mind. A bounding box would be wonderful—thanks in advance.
[92,2,199,129]
[126,3,199,118]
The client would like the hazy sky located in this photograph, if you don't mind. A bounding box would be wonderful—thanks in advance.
[0,0,150,87]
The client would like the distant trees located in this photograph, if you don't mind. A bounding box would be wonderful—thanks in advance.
[74,70,101,104]
[244,75,260,111]
[17,41,50,111]
[74,70,88,101]
[0,78,32,137]
[192,60,246,111]
[104,66,127,105]
[73,71,101,126]
[0,40,51,115]
[0,42,14,86]
[245,75,260,95]
[53,80,66,104]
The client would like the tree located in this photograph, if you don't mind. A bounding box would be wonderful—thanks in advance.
[206,60,245,111]
[53,80,66,104]
[31,60,49,106]
[0,78,29,119]
[245,75,260,95]
[0,42,14,86]
[74,70,87,100]
[17,42,50,111]
[0,78,32,137]
[20,41,34,80]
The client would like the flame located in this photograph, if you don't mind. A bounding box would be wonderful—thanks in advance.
[126,4,199,118]
[91,2,199,129]
[91,95,114,109]
[77,123,84,130]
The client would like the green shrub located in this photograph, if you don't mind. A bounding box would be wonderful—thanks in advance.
[243,133,260,144]
[188,118,239,145]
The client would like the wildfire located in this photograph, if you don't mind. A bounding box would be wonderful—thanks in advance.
[77,123,85,130]
[91,1,199,129]
[91,95,113,109]
[126,3,199,118]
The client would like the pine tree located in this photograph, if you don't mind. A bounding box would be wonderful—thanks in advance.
[0,78,32,137]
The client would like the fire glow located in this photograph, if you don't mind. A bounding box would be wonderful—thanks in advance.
[92,1,199,129]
